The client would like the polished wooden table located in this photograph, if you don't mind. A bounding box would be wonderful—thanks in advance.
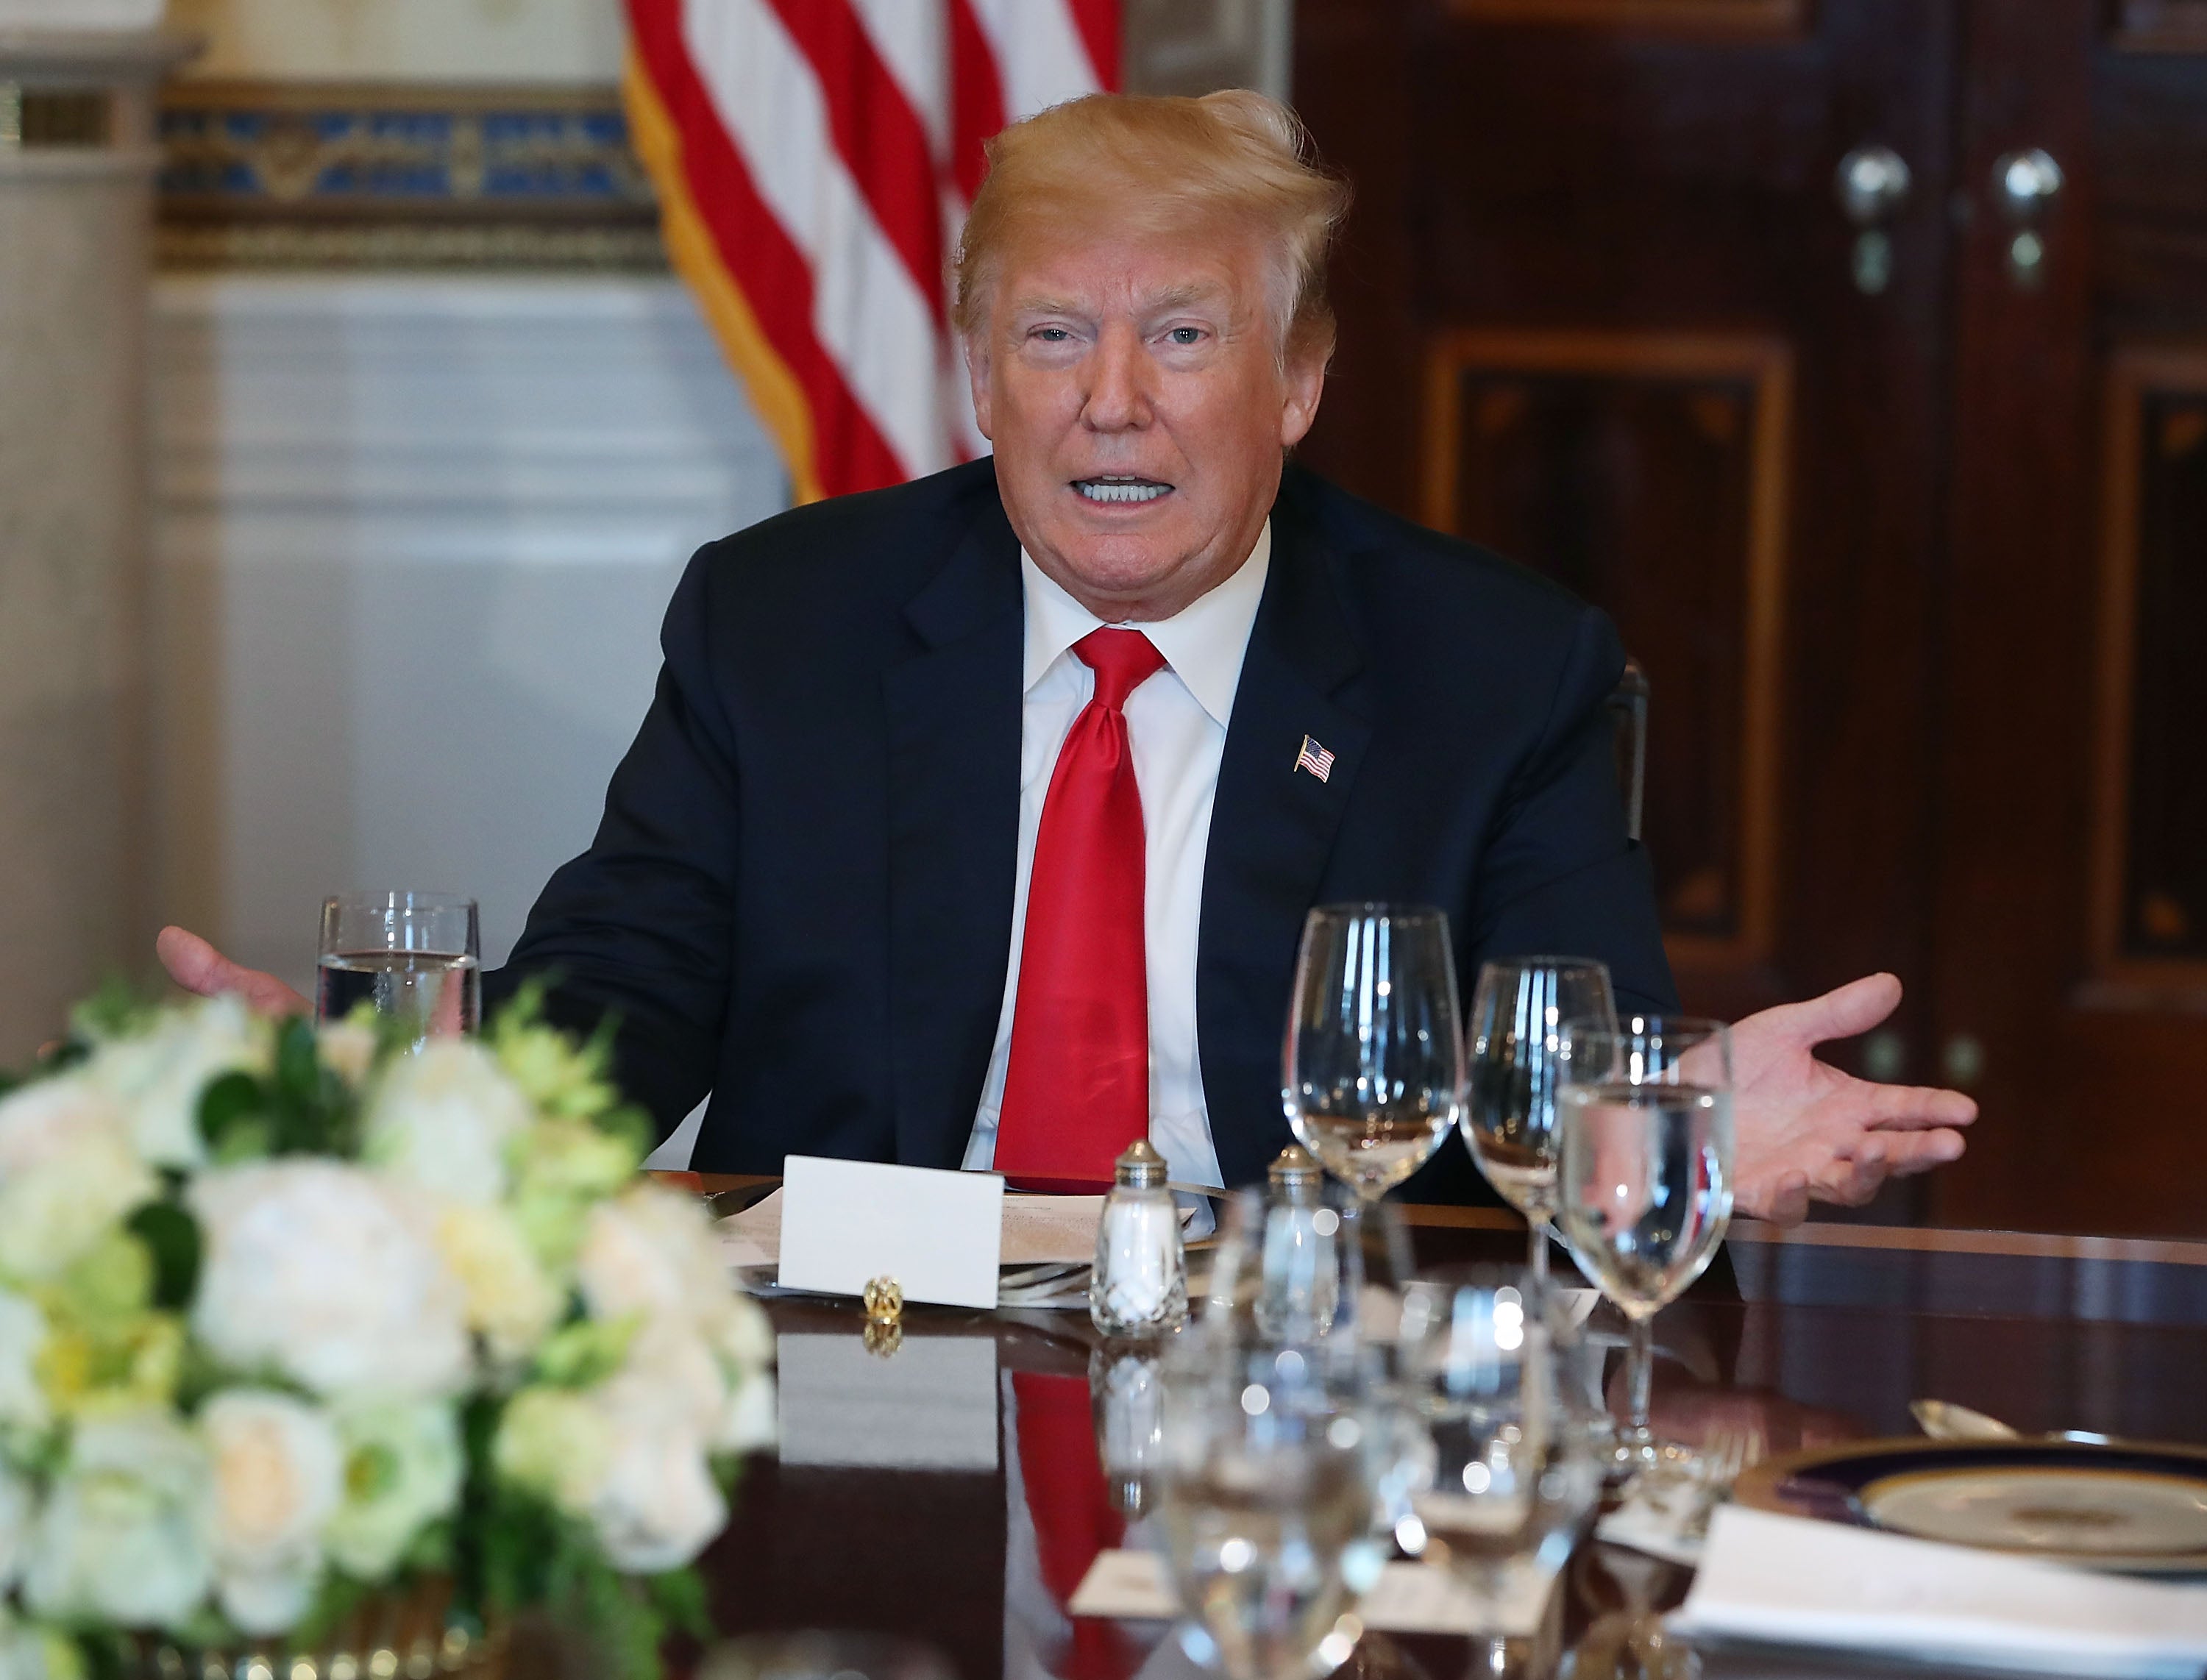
[672,1175,2207,1680]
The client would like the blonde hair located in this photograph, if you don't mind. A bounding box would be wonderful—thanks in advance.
[953,90,1351,365]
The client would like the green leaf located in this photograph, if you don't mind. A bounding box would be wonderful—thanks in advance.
[532,1314,643,1389]
[196,1070,266,1150]
[644,1567,712,1642]
[69,978,154,1044]
[127,1201,202,1311]
[275,1014,321,1094]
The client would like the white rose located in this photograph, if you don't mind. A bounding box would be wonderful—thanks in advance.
[493,1387,616,1518]
[575,1184,725,1329]
[0,1075,130,1178]
[191,1163,470,1402]
[575,1186,775,1453]
[324,1402,463,1581]
[24,1411,213,1630]
[87,995,269,1169]
[202,1389,343,1635]
[0,1128,156,1285]
[721,1370,777,1456]
[587,1424,725,1575]
[0,1462,29,1592]
[433,1204,561,1365]
[362,1041,533,1206]
[0,1292,50,1437]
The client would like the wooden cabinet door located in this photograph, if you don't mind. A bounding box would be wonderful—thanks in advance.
[1296,0,1961,1034]
[1931,2,2207,1236]
[1295,0,2207,1236]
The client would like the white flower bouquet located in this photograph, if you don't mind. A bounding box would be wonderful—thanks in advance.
[0,986,773,1679]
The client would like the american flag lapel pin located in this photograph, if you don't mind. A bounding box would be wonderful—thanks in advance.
[1294,734,1335,783]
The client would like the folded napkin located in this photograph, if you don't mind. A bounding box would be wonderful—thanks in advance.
[1671,1505,2207,1679]
[1596,1467,1710,1568]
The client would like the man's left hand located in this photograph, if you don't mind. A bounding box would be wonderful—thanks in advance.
[1730,972,1975,1225]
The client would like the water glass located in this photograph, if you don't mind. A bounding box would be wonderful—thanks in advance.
[1554,1016,1735,1472]
[1462,958,1618,1282]
[1154,1336,1379,1680]
[1283,904,1465,1205]
[316,891,481,1045]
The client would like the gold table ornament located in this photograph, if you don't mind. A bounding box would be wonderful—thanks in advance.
[861,1274,904,1356]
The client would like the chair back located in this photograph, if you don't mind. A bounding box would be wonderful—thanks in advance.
[1607,658,1649,843]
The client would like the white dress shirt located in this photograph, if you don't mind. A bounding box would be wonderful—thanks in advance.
[961,522,1273,1190]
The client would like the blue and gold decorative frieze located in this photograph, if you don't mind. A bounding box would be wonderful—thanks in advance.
[157,82,665,270]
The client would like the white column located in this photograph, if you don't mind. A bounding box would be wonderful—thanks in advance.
[0,27,188,1058]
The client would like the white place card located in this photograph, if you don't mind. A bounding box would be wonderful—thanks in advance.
[775,1155,1006,1309]
[1067,1550,1554,1637]
[774,1332,1000,1470]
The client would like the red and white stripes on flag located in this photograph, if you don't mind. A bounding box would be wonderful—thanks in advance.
[625,0,1120,505]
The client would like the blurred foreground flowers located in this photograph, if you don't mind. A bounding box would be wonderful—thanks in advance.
[0,988,772,1678]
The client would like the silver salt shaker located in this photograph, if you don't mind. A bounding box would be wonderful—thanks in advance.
[1090,1137,1188,1338]
[1256,1143,1347,1340]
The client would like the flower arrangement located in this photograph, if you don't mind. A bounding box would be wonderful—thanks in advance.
[0,988,773,1679]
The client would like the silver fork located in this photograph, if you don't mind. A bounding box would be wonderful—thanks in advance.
[1683,1426,1762,1541]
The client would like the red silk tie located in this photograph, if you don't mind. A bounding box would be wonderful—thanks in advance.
[994,627,1165,1184]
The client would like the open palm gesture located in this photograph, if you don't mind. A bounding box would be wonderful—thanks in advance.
[1730,972,1975,1224]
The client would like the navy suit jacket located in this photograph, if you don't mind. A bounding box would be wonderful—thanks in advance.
[487,458,1677,1201]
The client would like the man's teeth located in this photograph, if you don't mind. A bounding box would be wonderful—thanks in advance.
[1076,480,1170,504]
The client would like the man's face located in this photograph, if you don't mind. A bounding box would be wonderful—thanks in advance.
[965,221,1326,623]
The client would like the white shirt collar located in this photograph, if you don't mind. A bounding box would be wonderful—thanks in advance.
[1018,519,1271,727]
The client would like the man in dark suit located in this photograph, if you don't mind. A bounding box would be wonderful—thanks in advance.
[158,89,1972,1220]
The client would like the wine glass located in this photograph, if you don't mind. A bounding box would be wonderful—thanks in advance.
[316,891,480,1046]
[1553,1015,1735,1473]
[1462,958,1618,1283]
[1283,905,1465,1207]
[1154,1335,1380,1680]
[1393,1267,1601,1625]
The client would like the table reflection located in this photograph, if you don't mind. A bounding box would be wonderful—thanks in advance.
[685,1209,2207,1680]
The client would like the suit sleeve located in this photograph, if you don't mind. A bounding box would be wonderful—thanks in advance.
[482,545,739,1136]
[1468,604,1679,1016]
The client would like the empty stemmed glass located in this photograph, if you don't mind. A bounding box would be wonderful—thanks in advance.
[1283,905,1465,1209]
[1154,1335,1380,1680]
[1461,958,1618,1282]
[1554,1016,1735,1473]
[1393,1267,1606,1631]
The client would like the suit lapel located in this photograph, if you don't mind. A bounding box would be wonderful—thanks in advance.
[885,499,1024,1169]
[1198,489,1373,1189]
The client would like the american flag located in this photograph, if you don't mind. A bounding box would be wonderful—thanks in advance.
[1295,735,1334,782]
[624,0,1118,503]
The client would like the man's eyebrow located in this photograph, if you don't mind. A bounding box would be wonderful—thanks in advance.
[1006,294,1088,318]
[1142,282,1230,314]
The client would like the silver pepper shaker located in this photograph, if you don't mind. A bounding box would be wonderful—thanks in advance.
[1090,1137,1187,1338]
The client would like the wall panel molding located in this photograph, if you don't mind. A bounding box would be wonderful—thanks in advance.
[1423,328,1792,975]
[151,274,785,1009]
[2086,343,2207,1008]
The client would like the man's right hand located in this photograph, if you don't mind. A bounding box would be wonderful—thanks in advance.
[155,926,310,1018]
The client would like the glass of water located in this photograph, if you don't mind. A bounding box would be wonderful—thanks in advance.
[1554,1016,1735,1473]
[1155,1336,1379,1680]
[316,891,481,1045]
[1283,905,1464,1206]
[1462,958,1618,1283]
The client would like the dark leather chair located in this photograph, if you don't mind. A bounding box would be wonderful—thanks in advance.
[1608,657,1648,844]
